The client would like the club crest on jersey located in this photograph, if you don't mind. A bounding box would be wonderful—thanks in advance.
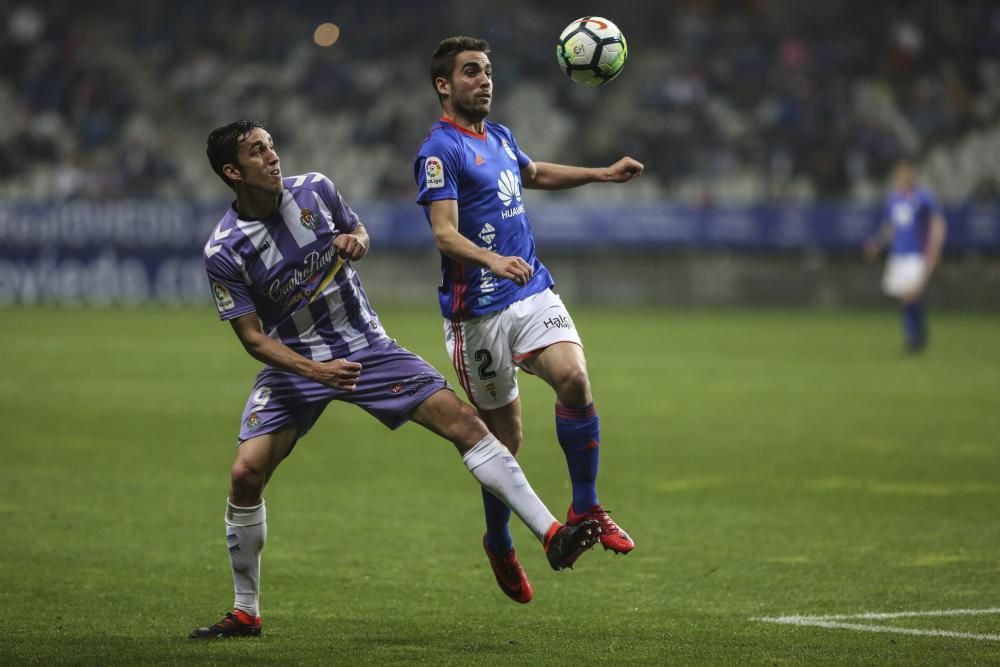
[212,282,235,312]
[425,156,444,188]
[501,139,517,161]
[299,207,317,230]
[246,412,261,431]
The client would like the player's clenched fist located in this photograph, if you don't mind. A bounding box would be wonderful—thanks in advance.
[334,233,369,261]
[604,157,644,182]
[488,255,533,286]
[312,358,362,390]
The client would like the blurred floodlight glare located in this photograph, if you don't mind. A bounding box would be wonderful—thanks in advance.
[313,22,340,47]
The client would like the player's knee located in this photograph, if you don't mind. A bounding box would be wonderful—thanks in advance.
[230,460,265,495]
[557,366,591,403]
[450,402,490,449]
[509,435,523,456]
[496,426,523,455]
[458,403,490,439]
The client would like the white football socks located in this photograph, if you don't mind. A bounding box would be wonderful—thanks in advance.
[463,434,558,543]
[225,499,267,617]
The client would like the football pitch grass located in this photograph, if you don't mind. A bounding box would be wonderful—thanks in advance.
[3,305,998,665]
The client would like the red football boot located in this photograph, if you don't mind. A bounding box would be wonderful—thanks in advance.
[483,536,533,603]
[567,503,635,554]
[543,520,601,571]
[189,609,261,639]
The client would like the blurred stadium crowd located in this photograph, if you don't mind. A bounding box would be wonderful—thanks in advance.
[2,0,999,204]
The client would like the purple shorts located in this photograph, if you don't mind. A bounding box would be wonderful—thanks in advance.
[237,337,449,444]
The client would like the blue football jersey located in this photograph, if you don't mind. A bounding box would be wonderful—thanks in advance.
[885,186,940,256]
[415,118,554,321]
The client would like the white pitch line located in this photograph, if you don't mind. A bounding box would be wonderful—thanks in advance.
[756,617,1000,642]
[754,608,1000,642]
[775,607,1000,622]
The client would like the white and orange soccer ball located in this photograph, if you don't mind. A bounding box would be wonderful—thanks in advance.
[556,16,628,87]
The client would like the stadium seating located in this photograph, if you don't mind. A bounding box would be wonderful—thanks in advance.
[1,0,998,204]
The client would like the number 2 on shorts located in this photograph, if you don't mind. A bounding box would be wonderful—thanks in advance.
[474,348,497,380]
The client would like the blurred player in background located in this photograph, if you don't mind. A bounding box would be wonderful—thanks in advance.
[864,159,948,353]
[190,120,599,639]
[414,37,643,604]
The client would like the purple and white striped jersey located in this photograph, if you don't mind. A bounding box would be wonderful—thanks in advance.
[204,172,388,361]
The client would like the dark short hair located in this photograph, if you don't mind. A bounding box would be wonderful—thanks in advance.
[206,120,268,189]
[430,36,490,103]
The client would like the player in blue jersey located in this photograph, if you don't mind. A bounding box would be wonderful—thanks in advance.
[864,159,947,353]
[189,120,600,639]
[414,37,644,604]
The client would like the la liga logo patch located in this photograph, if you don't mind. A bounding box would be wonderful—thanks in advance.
[425,156,444,189]
[212,282,235,312]
[501,139,517,161]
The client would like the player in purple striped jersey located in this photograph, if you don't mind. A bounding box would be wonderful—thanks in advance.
[864,159,947,353]
[414,37,643,604]
[189,120,600,639]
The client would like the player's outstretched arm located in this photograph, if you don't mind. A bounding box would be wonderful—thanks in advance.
[229,312,362,390]
[427,199,532,286]
[522,157,644,190]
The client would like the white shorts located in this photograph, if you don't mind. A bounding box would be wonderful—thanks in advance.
[444,289,583,410]
[882,254,926,298]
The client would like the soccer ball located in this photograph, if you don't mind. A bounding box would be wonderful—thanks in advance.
[556,16,628,87]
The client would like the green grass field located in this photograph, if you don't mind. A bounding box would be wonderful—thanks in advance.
[2,305,998,665]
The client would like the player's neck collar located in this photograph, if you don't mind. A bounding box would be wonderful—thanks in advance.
[233,191,282,221]
[439,115,486,140]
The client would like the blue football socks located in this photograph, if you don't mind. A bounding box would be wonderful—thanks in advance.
[482,488,513,555]
[902,300,927,350]
[556,402,601,514]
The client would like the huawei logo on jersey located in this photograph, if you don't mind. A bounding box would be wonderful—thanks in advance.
[475,153,486,166]
[892,202,914,227]
[497,169,522,207]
